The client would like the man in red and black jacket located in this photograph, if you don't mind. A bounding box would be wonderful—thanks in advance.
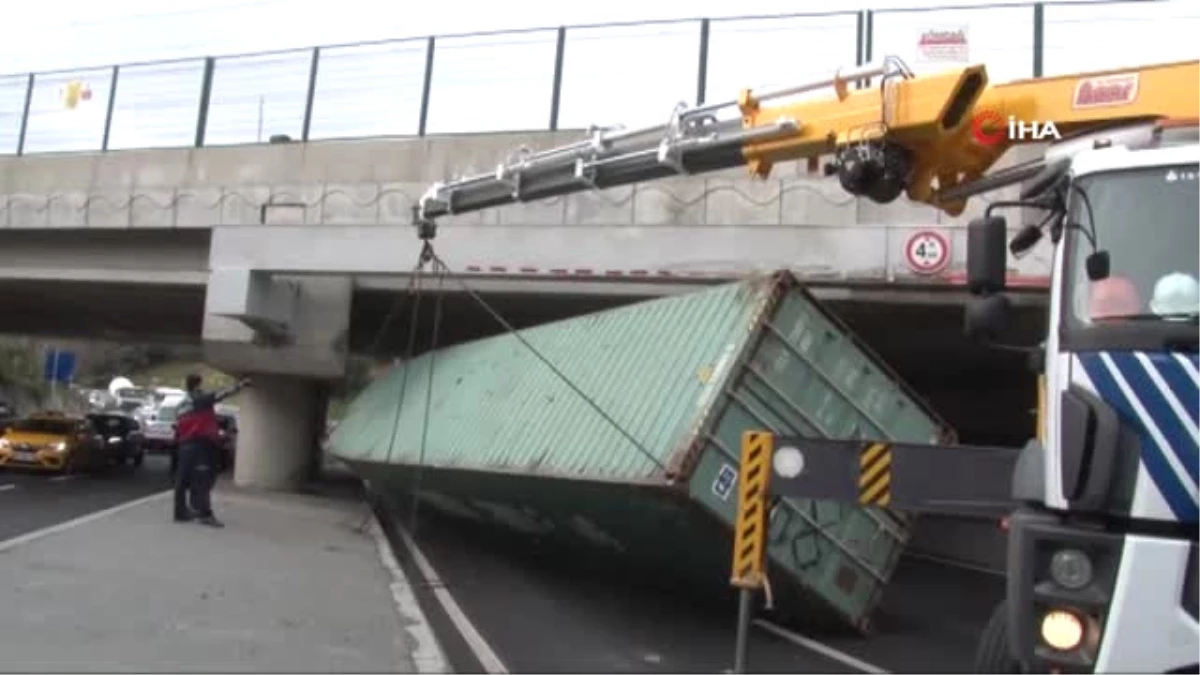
[174,373,250,527]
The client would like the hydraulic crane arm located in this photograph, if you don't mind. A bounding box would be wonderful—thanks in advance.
[410,58,899,237]
[763,436,1024,518]
[413,56,1199,237]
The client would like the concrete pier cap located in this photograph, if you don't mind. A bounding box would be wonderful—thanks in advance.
[202,270,349,491]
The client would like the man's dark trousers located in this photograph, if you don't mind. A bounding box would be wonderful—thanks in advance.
[174,438,216,519]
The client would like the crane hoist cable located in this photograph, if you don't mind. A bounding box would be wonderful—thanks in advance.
[389,228,667,483]
[377,239,444,537]
[422,244,666,473]
[374,233,664,538]
[408,253,446,538]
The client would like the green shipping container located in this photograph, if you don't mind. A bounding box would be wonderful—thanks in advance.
[331,270,954,631]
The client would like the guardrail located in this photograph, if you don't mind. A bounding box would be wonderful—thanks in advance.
[0,0,1193,156]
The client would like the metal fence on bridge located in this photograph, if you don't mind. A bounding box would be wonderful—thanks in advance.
[0,0,1194,156]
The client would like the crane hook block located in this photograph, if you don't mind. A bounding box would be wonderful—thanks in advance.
[411,205,437,241]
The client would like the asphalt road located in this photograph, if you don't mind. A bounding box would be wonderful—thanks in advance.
[0,455,174,542]
[381,504,1005,674]
[0,461,1004,674]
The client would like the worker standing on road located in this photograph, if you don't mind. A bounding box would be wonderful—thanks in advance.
[174,374,251,527]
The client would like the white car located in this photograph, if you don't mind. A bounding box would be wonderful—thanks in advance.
[141,393,185,454]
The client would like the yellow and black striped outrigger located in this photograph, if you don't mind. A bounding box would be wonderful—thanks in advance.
[727,430,1022,595]
[726,430,1022,672]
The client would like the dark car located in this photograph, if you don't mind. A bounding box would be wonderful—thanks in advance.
[86,412,146,468]
[216,413,238,474]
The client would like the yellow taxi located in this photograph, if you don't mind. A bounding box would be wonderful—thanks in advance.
[0,412,106,473]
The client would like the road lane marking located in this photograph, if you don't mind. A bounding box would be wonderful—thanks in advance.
[0,484,14,492]
[392,517,510,674]
[368,516,450,674]
[754,619,888,674]
[0,490,171,554]
[49,475,75,482]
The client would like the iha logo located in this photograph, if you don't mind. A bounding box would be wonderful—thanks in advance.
[970,109,1007,146]
[970,109,1061,146]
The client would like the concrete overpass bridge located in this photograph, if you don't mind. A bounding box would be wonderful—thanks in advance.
[0,131,1050,482]
[15,0,1173,488]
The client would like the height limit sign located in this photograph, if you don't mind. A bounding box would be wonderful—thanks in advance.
[904,230,950,275]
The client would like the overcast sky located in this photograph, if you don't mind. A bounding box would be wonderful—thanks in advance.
[1,0,1196,153]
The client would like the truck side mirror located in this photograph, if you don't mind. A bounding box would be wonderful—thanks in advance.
[967,215,1009,294]
[1009,224,1043,257]
[1086,251,1110,281]
[965,294,1013,342]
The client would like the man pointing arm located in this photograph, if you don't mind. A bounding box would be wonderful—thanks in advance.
[174,373,251,527]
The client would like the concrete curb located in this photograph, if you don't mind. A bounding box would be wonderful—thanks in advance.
[368,510,453,674]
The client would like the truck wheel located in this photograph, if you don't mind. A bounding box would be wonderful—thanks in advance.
[975,600,1023,673]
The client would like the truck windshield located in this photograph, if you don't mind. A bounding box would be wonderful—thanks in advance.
[1069,163,1199,325]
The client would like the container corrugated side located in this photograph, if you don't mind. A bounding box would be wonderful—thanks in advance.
[679,273,953,630]
[329,275,777,482]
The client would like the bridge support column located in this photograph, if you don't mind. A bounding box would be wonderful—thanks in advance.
[233,374,326,491]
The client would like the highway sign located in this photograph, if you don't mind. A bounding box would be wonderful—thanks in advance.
[904,230,951,275]
[43,349,77,384]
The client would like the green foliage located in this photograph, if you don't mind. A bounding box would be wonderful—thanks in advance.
[134,361,236,392]
[0,338,47,402]
[82,344,194,387]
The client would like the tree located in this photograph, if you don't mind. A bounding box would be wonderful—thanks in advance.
[79,343,196,386]
[0,338,48,408]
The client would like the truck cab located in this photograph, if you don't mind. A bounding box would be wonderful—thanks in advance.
[966,120,1198,673]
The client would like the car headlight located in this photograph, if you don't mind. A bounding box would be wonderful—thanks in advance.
[1050,549,1094,590]
[0,439,9,449]
[53,442,67,452]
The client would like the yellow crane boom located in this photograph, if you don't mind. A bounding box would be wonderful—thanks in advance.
[413,56,1199,236]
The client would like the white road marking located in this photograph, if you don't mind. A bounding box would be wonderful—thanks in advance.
[754,619,889,674]
[392,517,510,674]
[0,484,15,492]
[0,490,171,554]
[49,475,75,482]
[368,516,451,674]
